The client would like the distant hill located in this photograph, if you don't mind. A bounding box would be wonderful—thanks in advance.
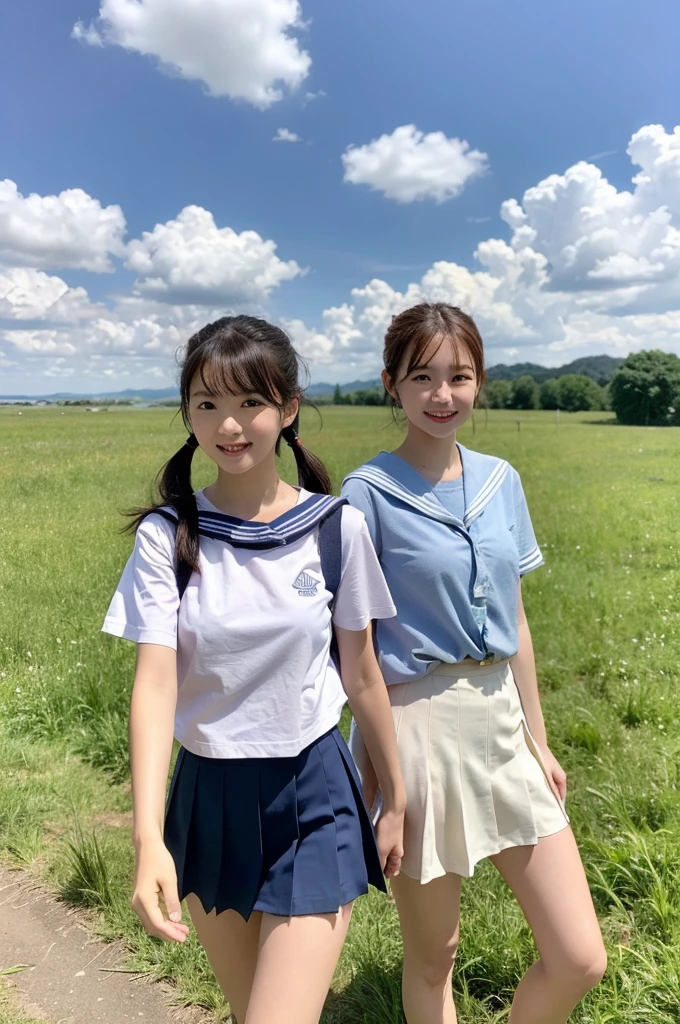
[0,357,624,402]
[307,378,382,396]
[0,387,180,402]
[485,355,623,386]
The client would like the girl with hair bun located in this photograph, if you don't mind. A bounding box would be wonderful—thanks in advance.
[343,303,606,1024]
[102,315,405,1024]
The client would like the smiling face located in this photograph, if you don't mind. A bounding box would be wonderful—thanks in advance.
[189,377,298,477]
[384,334,479,439]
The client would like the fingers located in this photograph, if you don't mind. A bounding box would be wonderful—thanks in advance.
[384,847,403,879]
[131,876,189,943]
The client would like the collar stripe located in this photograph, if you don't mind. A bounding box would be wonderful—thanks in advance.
[156,494,344,549]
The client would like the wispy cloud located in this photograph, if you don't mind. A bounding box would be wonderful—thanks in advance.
[273,127,302,143]
[585,149,618,162]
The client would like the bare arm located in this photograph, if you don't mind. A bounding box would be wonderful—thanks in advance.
[510,582,567,801]
[335,624,405,877]
[129,643,189,942]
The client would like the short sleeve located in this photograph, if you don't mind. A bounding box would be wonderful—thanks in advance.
[101,515,180,649]
[510,469,544,575]
[341,477,382,554]
[332,506,395,631]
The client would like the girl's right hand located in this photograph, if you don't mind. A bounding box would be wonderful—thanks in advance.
[131,838,190,943]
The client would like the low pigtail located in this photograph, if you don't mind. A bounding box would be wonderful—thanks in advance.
[124,434,201,573]
[281,421,333,495]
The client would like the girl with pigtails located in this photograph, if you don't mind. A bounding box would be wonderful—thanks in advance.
[102,315,405,1024]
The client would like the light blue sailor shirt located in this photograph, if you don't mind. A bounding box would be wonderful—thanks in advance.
[341,445,544,685]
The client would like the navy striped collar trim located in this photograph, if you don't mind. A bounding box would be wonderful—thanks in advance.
[155,493,345,549]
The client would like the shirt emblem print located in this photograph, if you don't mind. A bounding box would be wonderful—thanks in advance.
[293,570,320,597]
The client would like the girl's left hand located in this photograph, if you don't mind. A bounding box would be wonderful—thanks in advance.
[375,808,404,879]
[539,745,567,804]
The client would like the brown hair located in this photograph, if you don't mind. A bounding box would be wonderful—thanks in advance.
[383,303,486,404]
[125,315,333,573]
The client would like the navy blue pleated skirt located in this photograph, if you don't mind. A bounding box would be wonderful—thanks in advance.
[164,727,386,921]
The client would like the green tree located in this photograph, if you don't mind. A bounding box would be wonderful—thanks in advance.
[510,375,539,410]
[332,383,343,405]
[484,380,512,409]
[556,375,604,412]
[610,350,680,426]
[539,378,560,410]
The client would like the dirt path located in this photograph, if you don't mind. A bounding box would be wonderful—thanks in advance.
[0,866,210,1024]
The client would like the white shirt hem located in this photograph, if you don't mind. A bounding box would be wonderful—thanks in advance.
[175,706,346,759]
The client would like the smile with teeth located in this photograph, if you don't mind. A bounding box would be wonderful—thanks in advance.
[217,442,251,454]
[425,410,456,420]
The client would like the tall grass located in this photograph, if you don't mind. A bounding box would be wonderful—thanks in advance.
[1,405,679,1020]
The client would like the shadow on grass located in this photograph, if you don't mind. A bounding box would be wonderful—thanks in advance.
[322,961,404,1024]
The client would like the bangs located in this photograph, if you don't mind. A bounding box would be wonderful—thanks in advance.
[185,335,287,408]
[402,333,471,378]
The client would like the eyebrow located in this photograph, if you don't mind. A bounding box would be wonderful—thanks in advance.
[410,363,474,374]
[192,390,216,398]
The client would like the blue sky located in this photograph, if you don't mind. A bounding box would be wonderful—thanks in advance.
[1,0,679,394]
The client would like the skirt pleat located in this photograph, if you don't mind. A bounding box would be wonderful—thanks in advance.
[351,662,569,885]
[164,726,385,921]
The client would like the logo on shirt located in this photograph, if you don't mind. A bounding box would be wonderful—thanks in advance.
[293,570,320,597]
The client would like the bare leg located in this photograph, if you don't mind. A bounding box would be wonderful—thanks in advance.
[244,903,353,1024]
[186,894,261,1023]
[390,872,461,1024]
[490,828,607,1024]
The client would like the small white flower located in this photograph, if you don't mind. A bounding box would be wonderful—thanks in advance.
[15,687,21,694]
[576,545,581,550]
[26,651,32,658]
[56,638,61,644]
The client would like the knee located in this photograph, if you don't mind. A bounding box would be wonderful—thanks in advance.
[547,942,607,995]
[404,936,460,989]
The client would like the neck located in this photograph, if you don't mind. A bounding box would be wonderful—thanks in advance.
[393,424,461,484]
[204,456,296,521]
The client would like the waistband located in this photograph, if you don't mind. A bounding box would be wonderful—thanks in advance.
[428,657,511,679]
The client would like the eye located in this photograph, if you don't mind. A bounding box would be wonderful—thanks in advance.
[412,373,431,382]
[242,398,263,408]
[452,373,472,383]
[197,400,217,410]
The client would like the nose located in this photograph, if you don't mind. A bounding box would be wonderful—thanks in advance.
[433,381,453,403]
[217,415,242,436]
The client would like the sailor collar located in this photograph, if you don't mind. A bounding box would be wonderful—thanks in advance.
[344,444,509,531]
[151,492,345,550]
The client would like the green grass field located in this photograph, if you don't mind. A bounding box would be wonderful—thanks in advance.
[1,404,679,1022]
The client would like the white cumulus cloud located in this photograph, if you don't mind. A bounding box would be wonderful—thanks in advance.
[125,205,303,304]
[0,180,126,272]
[0,268,101,321]
[73,0,311,109]
[342,125,489,203]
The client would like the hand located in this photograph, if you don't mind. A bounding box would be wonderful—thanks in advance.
[539,745,567,805]
[375,807,404,879]
[132,838,190,943]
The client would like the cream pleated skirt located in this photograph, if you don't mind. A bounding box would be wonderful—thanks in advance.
[350,660,569,884]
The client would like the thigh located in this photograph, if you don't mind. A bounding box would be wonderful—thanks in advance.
[490,828,605,971]
[391,872,462,961]
[244,904,353,1024]
[186,894,262,1023]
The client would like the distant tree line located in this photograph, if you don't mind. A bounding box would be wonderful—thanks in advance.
[480,374,608,412]
[330,384,388,406]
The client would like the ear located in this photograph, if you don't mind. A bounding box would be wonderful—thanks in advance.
[281,397,299,429]
[381,369,398,402]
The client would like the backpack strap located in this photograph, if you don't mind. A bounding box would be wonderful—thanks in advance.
[317,503,345,667]
[318,503,343,611]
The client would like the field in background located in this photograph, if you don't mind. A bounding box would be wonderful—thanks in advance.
[1,405,679,1022]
